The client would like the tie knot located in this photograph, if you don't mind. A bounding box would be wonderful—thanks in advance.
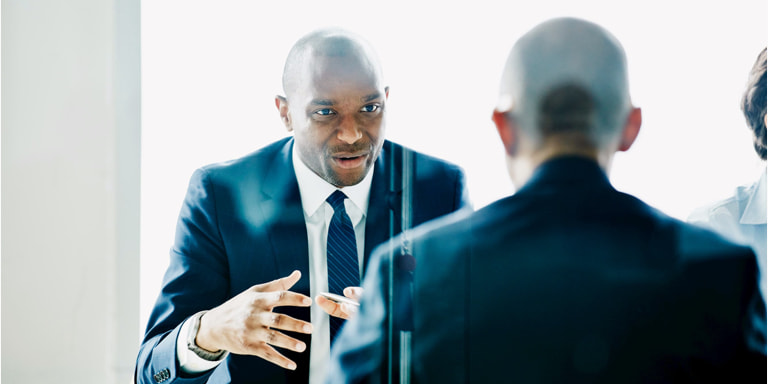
[326,190,348,211]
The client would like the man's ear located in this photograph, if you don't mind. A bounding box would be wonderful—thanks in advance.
[618,107,642,152]
[492,109,517,156]
[384,86,390,100]
[275,95,292,132]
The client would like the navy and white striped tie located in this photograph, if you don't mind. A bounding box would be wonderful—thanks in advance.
[326,190,359,343]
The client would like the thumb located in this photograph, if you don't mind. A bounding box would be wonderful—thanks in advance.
[343,286,363,301]
[340,302,359,317]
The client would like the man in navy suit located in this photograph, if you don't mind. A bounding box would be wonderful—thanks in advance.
[328,18,767,383]
[135,29,469,384]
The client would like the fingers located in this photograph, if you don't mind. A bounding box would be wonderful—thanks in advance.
[245,278,311,311]
[258,327,307,353]
[343,286,363,301]
[340,302,359,317]
[232,314,309,370]
[237,312,310,371]
[257,270,302,293]
[316,295,355,320]
[316,288,361,319]
[259,312,313,335]
[258,344,299,371]
[261,289,312,309]
[316,295,347,319]
[252,271,313,309]
[341,287,361,317]
[199,274,317,371]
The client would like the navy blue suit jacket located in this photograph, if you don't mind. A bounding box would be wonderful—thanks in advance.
[135,138,469,384]
[329,156,767,383]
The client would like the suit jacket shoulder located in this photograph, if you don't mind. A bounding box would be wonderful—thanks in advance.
[328,157,766,384]
[139,137,471,384]
[196,137,292,196]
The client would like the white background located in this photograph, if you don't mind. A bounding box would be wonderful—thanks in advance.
[141,1,766,332]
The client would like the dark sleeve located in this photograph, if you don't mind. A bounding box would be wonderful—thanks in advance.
[453,165,471,211]
[737,249,767,378]
[717,246,768,381]
[135,168,230,384]
[681,244,767,381]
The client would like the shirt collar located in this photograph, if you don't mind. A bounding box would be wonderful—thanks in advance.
[292,143,373,219]
[740,164,767,225]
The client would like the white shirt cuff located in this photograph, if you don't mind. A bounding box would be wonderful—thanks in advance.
[177,316,228,374]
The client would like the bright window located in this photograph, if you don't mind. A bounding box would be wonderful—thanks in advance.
[141,1,766,330]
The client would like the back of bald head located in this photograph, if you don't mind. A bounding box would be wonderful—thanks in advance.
[498,18,632,148]
[282,28,384,98]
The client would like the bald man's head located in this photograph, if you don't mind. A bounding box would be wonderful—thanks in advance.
[282,29,384,98]
[275,29,389,187]
[497,18,633,148]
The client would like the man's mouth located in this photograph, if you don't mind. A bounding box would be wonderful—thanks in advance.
[332,153,368,169]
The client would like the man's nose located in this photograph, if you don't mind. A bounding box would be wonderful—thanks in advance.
[337,116,363,144]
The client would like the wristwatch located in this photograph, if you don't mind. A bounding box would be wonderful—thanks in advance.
[187,311,227,361]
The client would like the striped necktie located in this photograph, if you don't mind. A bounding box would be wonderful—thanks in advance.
[326,190,360,343]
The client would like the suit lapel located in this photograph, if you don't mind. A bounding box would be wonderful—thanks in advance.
[364,141,403,273]
[260,139,311,296]
[258,140,405,284]
[258,139,312,381]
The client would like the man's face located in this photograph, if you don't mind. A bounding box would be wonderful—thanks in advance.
[284,53,388,187]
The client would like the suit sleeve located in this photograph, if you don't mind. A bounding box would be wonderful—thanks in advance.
[135,168,231,384]
[453,166,471,211]
[714,246,767,380]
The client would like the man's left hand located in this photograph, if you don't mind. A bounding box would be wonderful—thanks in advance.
[316,287,363,319]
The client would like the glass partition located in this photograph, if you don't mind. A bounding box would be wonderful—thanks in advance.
[141,2,765,382]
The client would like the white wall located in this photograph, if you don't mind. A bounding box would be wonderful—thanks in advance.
[2,0,140,382]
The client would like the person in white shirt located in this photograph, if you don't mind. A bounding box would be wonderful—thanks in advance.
[135,28,470,384]
[689,48,767,300]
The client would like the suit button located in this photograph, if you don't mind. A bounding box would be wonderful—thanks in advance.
[153,368,170,383]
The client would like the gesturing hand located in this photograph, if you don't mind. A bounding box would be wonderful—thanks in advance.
[194,270,313,370]
[316,286,363,320]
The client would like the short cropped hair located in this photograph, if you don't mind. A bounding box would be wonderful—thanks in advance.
[498,18,632,149]
[539,84,595,136]
[741,48,767,160]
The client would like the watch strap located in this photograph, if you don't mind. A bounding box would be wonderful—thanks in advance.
[186,311,227,361]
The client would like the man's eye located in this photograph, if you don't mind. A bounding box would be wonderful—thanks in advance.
[315,108,335,116]
[360,104,380,113]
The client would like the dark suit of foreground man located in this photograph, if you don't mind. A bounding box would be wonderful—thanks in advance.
[135,29,469,384]
[328,18,767,383]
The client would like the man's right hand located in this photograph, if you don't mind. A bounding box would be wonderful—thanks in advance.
[194,270,313,370]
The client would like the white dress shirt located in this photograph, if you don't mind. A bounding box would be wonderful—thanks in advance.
[689,165,767,299]
[177,145,372,383]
